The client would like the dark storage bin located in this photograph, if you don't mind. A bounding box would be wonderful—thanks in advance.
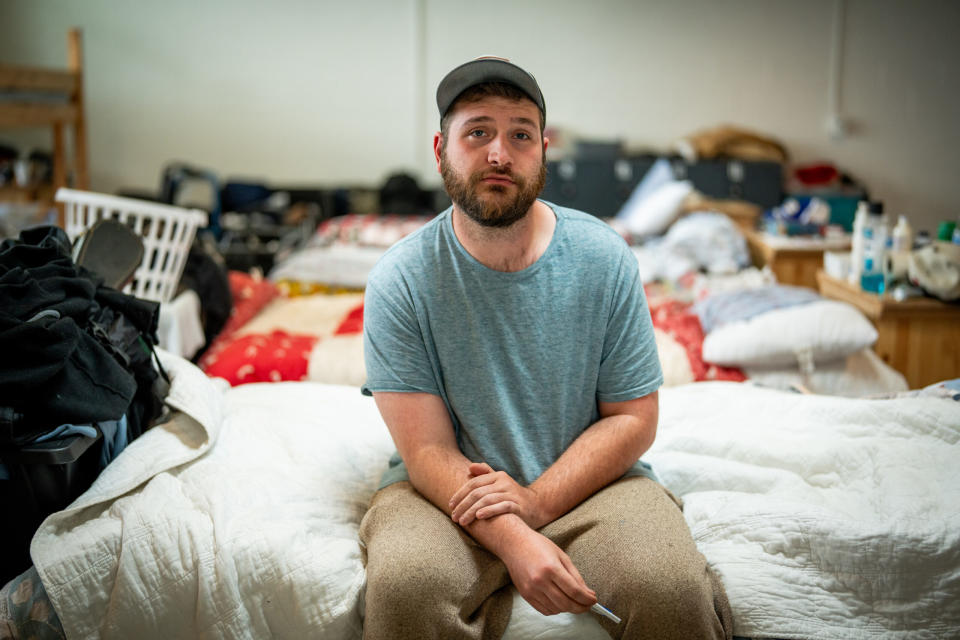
[542,154,782,219]
[683,158,783,208]
[542,155,657,218]
[0,431,102,584]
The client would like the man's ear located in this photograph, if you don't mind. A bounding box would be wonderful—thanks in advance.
[543,136,549,155]
[433,132,443,174]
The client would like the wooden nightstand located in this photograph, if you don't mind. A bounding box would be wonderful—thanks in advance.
[817,270,960,389]
[744,229,850,289]
[745,228,851,289]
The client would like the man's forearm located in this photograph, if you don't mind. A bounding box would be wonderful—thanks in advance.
[530,406,656,526]
[405,445,533,557]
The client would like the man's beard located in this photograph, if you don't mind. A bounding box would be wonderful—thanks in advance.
[440,148,547,229]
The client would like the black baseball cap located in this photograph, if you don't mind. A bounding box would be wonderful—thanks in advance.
[436,57,546,122]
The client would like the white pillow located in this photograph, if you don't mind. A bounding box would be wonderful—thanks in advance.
[619,180,694,237]
[701,300,877,367]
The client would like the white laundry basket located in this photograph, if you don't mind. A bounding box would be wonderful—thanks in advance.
[56,188,208,303]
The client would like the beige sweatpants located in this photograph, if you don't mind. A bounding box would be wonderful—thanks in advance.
[358,476,732,640]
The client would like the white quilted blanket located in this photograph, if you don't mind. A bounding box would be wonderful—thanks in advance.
[647,382,960,639]
[30,353,960,639]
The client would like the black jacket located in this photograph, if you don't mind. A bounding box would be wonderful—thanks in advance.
[0,226,160,444]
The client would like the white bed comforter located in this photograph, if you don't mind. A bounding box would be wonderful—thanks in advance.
[31,353,960,639]
[648,382,960,639]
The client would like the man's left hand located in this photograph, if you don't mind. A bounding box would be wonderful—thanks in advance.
[449,462,547,529]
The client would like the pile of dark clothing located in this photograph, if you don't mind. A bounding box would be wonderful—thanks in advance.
[0,225,168,581]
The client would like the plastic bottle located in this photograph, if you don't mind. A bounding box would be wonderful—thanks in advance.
[860,201,886,293]
[877,213,890,259]
[938,220,956,242]
[848,200,869,285]
[887,215,914,284]
[892,215,914,252]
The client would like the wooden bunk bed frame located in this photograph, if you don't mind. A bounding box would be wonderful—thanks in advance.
[0,28,89,227]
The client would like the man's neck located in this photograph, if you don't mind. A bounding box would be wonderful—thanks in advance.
[451,200,556,272]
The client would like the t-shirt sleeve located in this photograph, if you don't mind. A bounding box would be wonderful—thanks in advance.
[361,264,440,397]
[596,248,663,402]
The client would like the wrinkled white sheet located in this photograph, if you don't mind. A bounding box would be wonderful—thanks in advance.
[647,382,960,639]
[31,354,960,639]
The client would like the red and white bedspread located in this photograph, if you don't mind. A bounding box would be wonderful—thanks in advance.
[199,270,745,391]
[200,291,366,387]
[201,293,736,390]
[197,271,365,387]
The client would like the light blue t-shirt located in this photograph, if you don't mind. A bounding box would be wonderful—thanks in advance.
[361,202,663,488]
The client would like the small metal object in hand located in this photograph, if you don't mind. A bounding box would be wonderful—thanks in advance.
[591,603,621,624]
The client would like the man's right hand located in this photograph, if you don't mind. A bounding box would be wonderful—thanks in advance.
[369,392,598,616]
[497,525,597,616]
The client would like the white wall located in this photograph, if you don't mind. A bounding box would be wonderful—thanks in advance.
[1,0,958,234]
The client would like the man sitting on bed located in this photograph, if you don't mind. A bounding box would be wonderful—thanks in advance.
[359,57,732,640]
